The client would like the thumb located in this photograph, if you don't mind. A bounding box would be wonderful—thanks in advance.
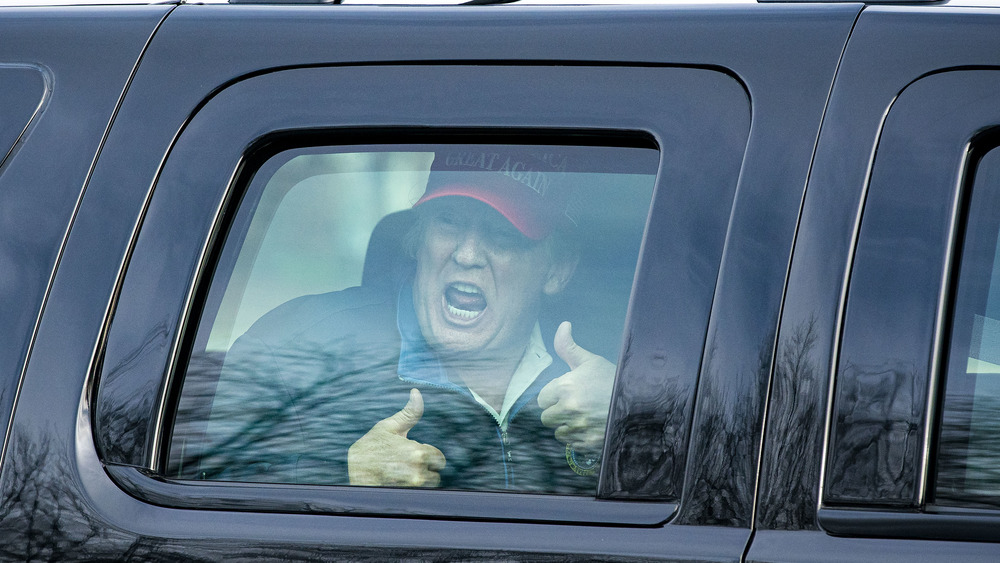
[381,388,424,437]
[554,321,597,370]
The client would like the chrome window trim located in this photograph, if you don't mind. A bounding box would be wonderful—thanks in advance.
[922,140,974,509]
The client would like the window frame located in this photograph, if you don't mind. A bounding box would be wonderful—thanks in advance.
[92,63,750,524]
[933,137,1000,511]
[820,70,1000,542]
[164,137,662,495]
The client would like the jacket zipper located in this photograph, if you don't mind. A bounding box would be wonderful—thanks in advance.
[400,376,515,488]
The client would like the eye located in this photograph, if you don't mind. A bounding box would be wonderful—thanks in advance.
[432,209,462,231]
[486,223,532,251]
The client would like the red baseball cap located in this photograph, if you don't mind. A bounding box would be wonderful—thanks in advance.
[415,149,575,240]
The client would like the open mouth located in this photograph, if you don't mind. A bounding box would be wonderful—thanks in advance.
[444,282,487,321]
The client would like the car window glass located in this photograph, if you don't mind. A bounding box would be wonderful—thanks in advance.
[0,65,46,169]
[937,144,1000,509]
[166,142,657,495]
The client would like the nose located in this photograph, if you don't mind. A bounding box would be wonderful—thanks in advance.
[451,229,488,268]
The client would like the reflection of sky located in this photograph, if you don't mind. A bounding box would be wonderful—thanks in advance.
[965,149,1000,368]
[208,153,431,350]
[234,171,419,326]
[207,151,655,352]
[953,148,1000,498]
[969,150,1000,494]
[843,240,937,368]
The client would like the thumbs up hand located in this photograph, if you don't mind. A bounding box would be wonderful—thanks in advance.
[348,388,447,487]
[537,322,616,454]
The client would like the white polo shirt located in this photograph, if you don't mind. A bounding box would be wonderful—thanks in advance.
[467,322,552,431]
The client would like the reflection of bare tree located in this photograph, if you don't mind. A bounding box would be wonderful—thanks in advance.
[936,393,1000,508]
[96,320,171,466]
[600,331,686,499]
[825,358,919,504]
[170,333,588,493]
[756,317,820,528]
[0,417,370,559]
[169,342,398,484]
[0,432,125,560]
[96,395,155,466]
[602,387,685,499]
[2,426,588,558]
[669,329,770,526]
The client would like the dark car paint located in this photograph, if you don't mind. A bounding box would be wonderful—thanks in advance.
[753,7,1000,559]
[0,2,998,560]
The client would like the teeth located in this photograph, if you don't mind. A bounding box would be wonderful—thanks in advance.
[445,283,485,320]
[452,283,480,294]
[448,304,482,319]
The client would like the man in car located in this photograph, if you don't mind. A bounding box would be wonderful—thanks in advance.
[204,149,616,493]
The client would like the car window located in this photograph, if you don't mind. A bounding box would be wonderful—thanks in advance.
[0,65,47,170]
[936,143,1000,509]
[166,142,657,495]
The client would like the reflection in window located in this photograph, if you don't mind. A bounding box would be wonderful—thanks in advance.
[167,143,657,495]
[937,145,1000,509]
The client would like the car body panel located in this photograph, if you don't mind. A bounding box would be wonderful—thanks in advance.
[752,6,1000,561]
[3,2,998,560]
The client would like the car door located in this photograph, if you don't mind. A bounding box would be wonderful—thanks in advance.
[751,6,1000,562]
[0,3,169,479]
[2,3,857,558]
[0,8,172,559]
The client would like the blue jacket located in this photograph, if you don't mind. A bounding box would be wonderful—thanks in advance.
[184,285,596,494]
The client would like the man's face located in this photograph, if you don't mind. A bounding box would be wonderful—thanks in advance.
[412,197,568,360]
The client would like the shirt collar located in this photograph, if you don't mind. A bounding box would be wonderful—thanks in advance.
[473,323,552,429]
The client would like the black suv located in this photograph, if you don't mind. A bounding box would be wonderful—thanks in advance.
[1,0,999,560]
